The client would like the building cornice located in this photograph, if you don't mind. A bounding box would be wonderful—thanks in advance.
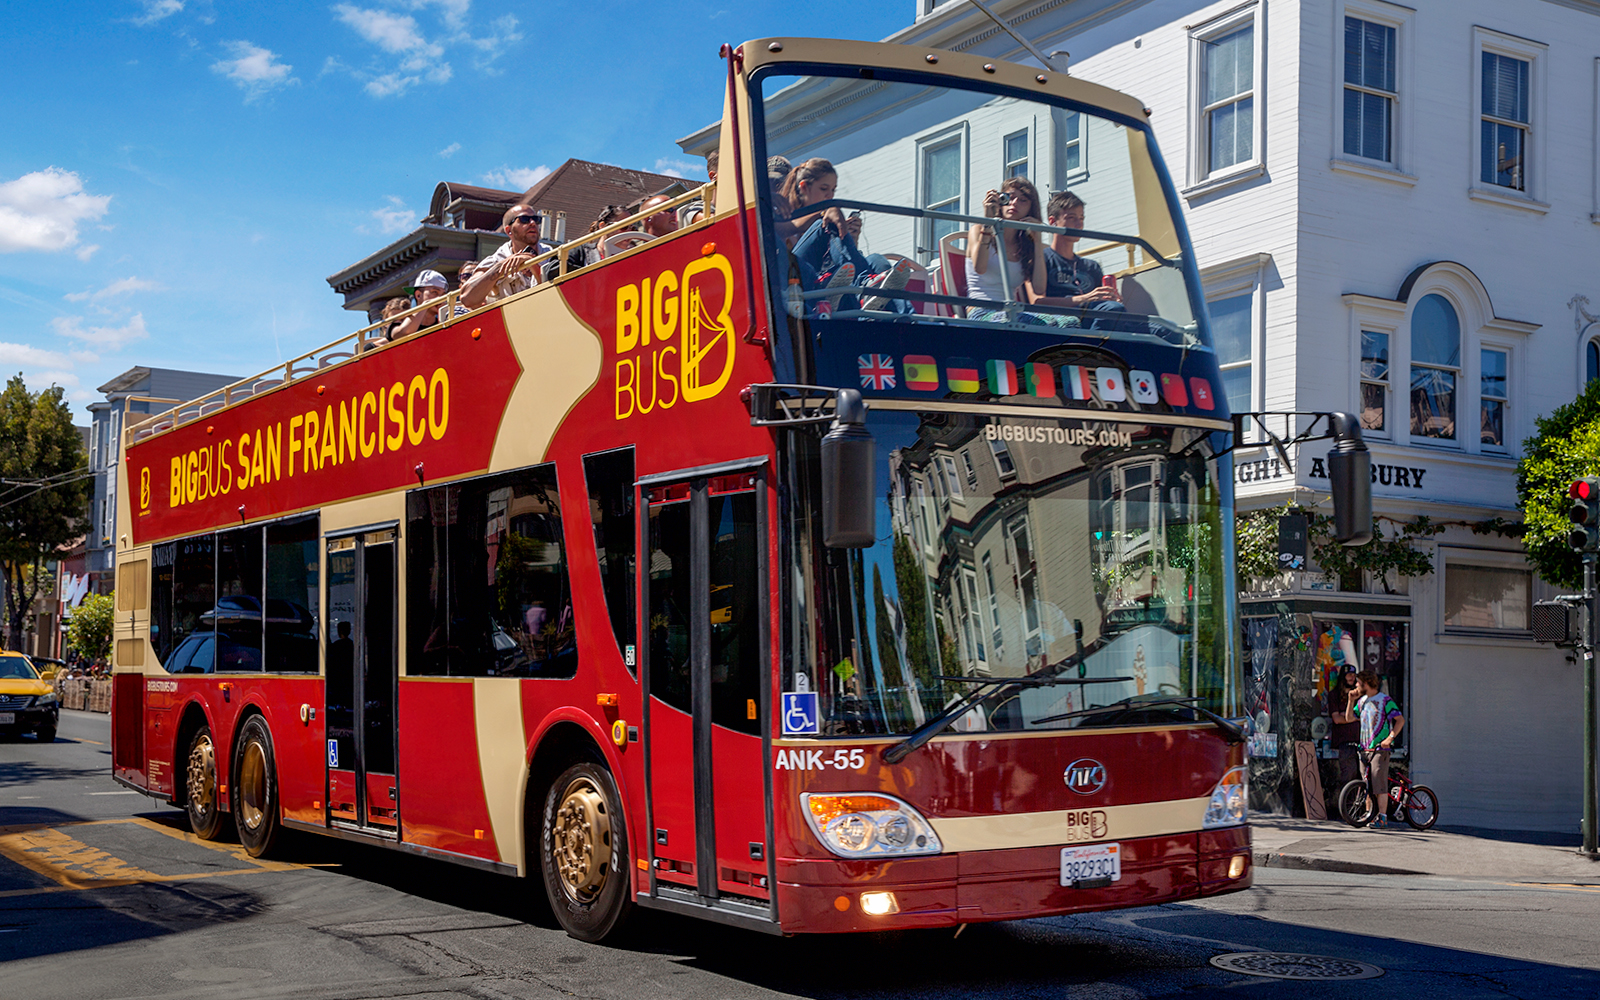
[326,224,507,294]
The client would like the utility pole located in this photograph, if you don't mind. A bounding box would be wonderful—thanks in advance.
[1586,547,1598,857]
[1562,478,1600,857]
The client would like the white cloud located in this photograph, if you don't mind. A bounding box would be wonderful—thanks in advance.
[481,165,550,190]
[438,142,461,158]
[132,0,184,25]
[407,0,472,30]
[371,195,415,234]
[655,157,705,180]
[64,276,160,304]
[75,244,102,262]
[0,343,84,371]
[0,169,112,255]
[51,313,149,350]
[333,4,447,75]
[211,41,297,101]
[364,73,418,97]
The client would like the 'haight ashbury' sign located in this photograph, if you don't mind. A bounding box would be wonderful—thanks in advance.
[126,314,521,545]
[1233,449,1431,491]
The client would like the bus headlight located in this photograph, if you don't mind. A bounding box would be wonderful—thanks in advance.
[801,792,942,859]
[1201,766,1248,828]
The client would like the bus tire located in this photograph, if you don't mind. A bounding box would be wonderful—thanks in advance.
[184,725,229,841]
[233,715,281,858]
[539,759,633,942]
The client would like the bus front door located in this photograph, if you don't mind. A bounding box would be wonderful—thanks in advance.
[643,470,772,912]
[325,529,400,832]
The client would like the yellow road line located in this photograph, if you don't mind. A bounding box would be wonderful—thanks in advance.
[1492,881,1600,893]
[0,817,308,897]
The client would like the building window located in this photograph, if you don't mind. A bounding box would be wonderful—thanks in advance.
[1588,340,1599,386]
[1481,348,1508,449]
[1004,130,1029,179]
[982,551,1003,655]
[1360,331,1390,433]
[1343,16,1396,162]
[1059,111,1082,177]
[941,454,964,502]
[962,450,977,488]
[1443,561,1530,631]
[1202,25,1254,173]
[921,134,964,257]
[1409,293,1460,441]
[1210,293,1253,414]
[1480,52,1529,191]
[988,436,1016,479]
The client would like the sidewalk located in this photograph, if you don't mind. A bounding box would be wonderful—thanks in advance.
[1251,816,1600,882]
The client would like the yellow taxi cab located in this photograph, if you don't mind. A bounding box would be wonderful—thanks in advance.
[0,652,59,743]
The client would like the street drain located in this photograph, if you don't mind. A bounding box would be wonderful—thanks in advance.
[1209,952,1384,981]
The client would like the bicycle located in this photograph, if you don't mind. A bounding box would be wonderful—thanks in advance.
[1337,747,1439,830]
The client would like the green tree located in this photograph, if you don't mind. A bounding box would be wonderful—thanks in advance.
[1517,378,1600,589]
[67,590,115,662]
[0,375,89,650]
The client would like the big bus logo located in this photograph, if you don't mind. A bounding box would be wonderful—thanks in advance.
[613,252,737,419]
[1064,758,1107,795]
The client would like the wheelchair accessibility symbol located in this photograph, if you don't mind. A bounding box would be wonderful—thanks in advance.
[782,691,819,735]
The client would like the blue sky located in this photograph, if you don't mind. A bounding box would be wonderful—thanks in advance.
[0,0,911,418]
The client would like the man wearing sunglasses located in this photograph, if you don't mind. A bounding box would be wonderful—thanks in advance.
[461,204,551,309]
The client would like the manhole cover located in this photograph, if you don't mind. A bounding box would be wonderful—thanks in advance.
[1209,952,1384,981]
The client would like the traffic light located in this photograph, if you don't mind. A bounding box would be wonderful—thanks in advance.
[1568,478,1600,553]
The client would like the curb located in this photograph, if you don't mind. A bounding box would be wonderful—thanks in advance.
[1253,851,1422,877]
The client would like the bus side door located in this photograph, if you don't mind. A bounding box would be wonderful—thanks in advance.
[643,469,771,906]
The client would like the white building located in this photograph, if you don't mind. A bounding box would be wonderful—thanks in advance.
[865,0,1595,834]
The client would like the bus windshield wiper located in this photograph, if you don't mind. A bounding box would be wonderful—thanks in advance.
[881,668,1133,765]
[1033,695,1245,744]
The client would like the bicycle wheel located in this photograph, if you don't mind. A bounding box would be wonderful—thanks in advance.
[1403,784,1439,831]
[1338,779,1375,827]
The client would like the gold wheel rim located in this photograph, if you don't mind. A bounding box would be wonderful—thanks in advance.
[552,777,611,902]
[239,741,268,832]
[187,735,216,819]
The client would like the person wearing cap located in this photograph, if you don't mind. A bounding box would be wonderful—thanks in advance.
[462,203,552,310]
[391,269,450,339]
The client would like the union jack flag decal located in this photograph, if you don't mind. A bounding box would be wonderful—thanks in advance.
[858,354,896,390]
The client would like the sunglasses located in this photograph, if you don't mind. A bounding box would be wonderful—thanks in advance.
[512,214,542,226]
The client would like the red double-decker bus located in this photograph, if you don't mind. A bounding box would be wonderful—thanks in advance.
[111,37,1368,940]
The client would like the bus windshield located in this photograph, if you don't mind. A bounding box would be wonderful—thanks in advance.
[785,411,1237,738]
[755,67,1203,346]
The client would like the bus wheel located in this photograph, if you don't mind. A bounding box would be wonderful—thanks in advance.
[184,726,228,840]
[540,760,633,942]
[233,715,281,857]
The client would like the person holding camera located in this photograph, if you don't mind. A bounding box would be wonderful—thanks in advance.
[965,177,1048,322]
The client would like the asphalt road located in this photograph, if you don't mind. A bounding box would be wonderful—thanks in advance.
[2,710,1597,1000]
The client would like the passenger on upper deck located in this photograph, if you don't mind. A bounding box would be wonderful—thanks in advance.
[391,270,449,339]
[779,158,911,312]
[451,261,476,318]
[638,195,679,239]
[965,177,1048,323]
[460,204,550,310]
[379,297,412,340]
[1036,191,1125,322]
[678,151,717,228]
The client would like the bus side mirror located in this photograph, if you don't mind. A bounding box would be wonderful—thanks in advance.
[821,389,877,548]
[1327,412,1372,546]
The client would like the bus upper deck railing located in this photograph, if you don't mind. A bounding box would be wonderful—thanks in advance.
[124,182,717,448]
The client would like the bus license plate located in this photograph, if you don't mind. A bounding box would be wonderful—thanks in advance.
[1060,843,1120,886]
[0,713,13,725]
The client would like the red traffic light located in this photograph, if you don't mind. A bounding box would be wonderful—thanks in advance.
[1572,480,1593,500]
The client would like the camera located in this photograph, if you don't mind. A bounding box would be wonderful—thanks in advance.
[997,193,1012,205]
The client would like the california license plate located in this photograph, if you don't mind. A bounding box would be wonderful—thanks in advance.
[0,713,14,725]
[1060,843,1120,885]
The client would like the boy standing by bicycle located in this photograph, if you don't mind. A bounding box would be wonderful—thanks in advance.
[1356,670,1405,829]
